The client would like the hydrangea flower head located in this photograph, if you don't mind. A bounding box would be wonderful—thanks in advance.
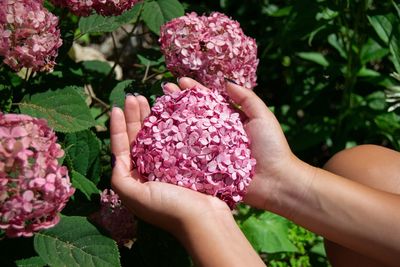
[51,0,94,16]
[90,189,137,246]
[0,113,75,237]
[0,0,62,72]
[160,12,259,94]
[52,0,141,16]
[93,0,141,16]
[131,87,256,208]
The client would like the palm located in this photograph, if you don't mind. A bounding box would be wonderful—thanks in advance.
[110,89,230,233]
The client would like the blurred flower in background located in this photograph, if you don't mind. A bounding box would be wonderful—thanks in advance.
[0,113,74,237]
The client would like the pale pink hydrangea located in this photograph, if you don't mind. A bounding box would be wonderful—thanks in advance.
[0,113,75,237]
[90,189,137,246]
[0,0,62,72]
[160,12,259,94]
[131,87,256,208]
[52,0,140,16]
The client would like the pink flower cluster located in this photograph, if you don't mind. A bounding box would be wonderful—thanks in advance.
[160,12,259,94]
[52,0,141,17]
[131,87,256,208]
[0,113,74,237]
[90,189,137,246]
[0,0,62,72]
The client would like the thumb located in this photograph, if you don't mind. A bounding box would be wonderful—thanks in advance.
[226,81,270,119]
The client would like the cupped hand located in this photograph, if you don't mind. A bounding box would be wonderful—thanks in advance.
[166,78,302,212]
[110,93,232,236]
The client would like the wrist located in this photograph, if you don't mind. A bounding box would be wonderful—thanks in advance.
[177,208,264,267]
[244,154,316,218]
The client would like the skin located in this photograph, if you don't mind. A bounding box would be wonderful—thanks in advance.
[110,87,265,267]
[111,77,400,266]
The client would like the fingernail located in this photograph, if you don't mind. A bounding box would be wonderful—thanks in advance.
[112,102,119,108]
[224,77,238,85]
[161,81,173,94]
[111,153,116,168]
[176,77,181,84]
[133,92,140,96]
[126,93,133,98]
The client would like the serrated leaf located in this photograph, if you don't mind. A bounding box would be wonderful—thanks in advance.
[79,4,142,34]
[15,256,45,267]
[297,52,329,67]
[34,216,120,267]
[71,170,99,200]
[19,86,96,133]
[65,130,101,178]
[109,80,133,109]
[142,0,185,35]
[241,212,298,253]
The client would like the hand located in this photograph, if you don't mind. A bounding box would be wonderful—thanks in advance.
[110,93,266,267]
[110,93,232,237]
[164,78,310,215]
[222,81,308,213]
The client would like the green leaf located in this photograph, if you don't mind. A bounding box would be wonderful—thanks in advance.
[15,256,46,267]
[357,67,381,77]
[137,54,165,67]
[109,80,133,109]
[71,170,99,200]
[360,38,389,64]
[241,212,298,253]
[367,91,386,110]
[79,4,142,34]
[82,60,112,76]
[65,130,101,179]
[297,52,329,67]
[368,14,400,73]
[19,86,96,133]
[310,241,327,256]
[368,15,393,44]
[328,34,347,59]
[142,0,185,35]
[34,216,120,267]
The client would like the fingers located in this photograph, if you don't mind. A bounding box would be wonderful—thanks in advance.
[136,95,151,122]
[124,95,142,143]
[110,107,132,181]
[162,82,181,94]
[178,77,210,91]
[110,107,131,158]
[226,81,270,119]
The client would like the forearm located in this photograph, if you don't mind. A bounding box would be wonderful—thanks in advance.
[262,158,400,266]
[177,213,265,267]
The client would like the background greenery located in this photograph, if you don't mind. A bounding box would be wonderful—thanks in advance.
[1,0,399,266]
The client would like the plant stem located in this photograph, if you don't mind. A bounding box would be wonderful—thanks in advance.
[104,4,144,83]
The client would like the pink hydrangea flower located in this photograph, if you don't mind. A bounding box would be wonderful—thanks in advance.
[93,0,141,16]
[90,189,137,246]
[51,0,94,17]
[0,0,63,72]
[52,0,140,16]
[131,87,256,208]
[160,12,259,94]
[0,113,75,237]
